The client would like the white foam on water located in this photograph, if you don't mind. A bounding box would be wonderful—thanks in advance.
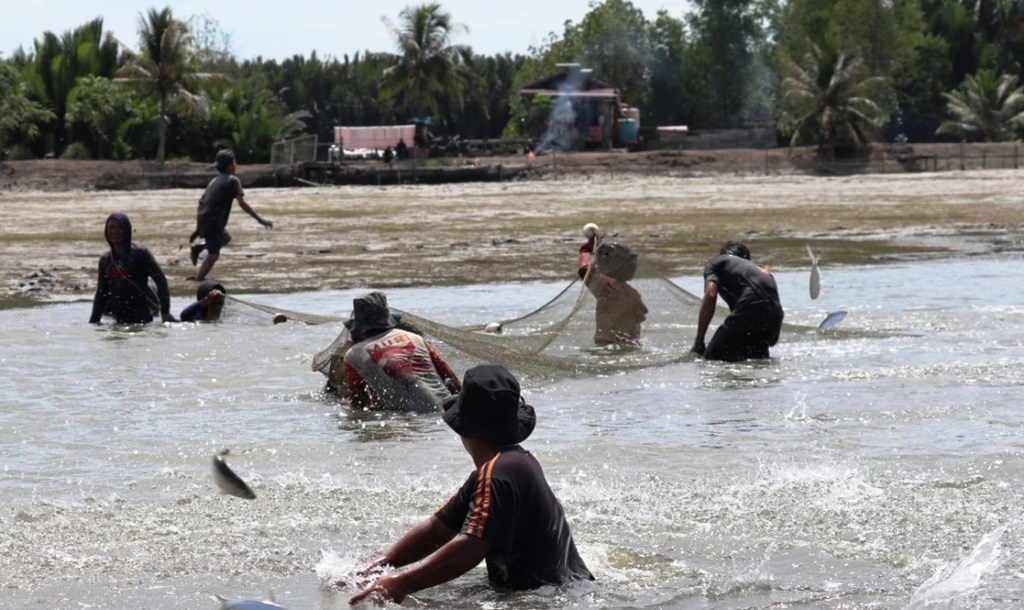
[905,527,1004,609]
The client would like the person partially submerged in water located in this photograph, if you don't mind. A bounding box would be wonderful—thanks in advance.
[346,364,593,604]
[89,212,176,325]
[179,280,227,322]
[691,240,784,361]
[577,223,648,346]
[340,291,461,412]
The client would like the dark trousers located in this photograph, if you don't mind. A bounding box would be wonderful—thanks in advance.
[704,303,784,362]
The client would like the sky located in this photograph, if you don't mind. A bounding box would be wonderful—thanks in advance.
[2,0,688,61]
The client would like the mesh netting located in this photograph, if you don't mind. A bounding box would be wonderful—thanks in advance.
[230,260,860,393]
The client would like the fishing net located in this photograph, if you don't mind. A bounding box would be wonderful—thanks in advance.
[300,264,842,393]
[229,240,857,394]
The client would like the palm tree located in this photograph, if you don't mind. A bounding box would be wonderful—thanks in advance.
[117,7,212,163]
[218,79,311,163]
[780,36,889,159]
[380,3,472,120]
[935,70,1024,142]
[22,18,120,157]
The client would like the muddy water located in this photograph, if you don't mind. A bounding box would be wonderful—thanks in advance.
[2,253,1024,609]
[2,173,1024,609]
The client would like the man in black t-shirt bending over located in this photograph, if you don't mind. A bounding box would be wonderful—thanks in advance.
[346,364,593,604]
[692,241,785,362]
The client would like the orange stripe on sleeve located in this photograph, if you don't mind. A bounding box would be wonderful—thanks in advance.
[465,454,498,537]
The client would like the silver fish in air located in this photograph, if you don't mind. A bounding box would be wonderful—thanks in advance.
[806,244,821,300]
[816,310,847,332]
[212,591,286,609]
[211,449,256,500]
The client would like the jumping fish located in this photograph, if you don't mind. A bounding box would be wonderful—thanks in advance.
[212,592,286,609]
[816,310,847,332]
[806,244,821,300]
[211,449,256,500]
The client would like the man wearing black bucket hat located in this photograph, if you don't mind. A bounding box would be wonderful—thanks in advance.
[347,363,593,604]
[189,148,273,282]
[577,223,648,346]
[341,291,461,412]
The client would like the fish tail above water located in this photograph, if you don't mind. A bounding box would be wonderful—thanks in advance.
[805,244,819,264]
[211,449,257,500]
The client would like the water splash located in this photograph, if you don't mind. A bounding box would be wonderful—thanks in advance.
[904,526,1004,609]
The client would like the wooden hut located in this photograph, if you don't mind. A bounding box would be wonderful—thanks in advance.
[519,63,622,151]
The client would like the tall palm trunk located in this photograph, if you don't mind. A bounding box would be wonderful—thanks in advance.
[157,94,168,163]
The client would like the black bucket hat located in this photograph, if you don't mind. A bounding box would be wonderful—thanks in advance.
[442,364,536,446]
[344,291,398,337]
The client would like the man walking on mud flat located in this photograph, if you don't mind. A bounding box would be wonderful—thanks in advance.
[691,241,784,362]
[189,149,273,281]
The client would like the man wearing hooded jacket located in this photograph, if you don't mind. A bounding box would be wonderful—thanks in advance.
[89,212,176,324]
[346,363,593,605]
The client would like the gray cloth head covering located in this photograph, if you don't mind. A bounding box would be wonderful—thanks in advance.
[596,242,638,282]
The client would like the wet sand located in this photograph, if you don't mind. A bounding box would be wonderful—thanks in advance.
[3,169,1023,309]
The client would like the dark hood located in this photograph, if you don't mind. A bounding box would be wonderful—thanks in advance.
[104,212,133,252]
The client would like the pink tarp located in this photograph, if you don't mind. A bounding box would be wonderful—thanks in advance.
[334,126,416,150]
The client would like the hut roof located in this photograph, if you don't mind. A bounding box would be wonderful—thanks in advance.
[519,66,618,101]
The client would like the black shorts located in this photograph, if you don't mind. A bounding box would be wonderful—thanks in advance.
[704,304,784,362]
[202,229,227,254]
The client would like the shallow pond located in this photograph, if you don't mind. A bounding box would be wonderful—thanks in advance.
[1,256,1023,609]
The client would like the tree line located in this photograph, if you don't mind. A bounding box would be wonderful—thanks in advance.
[2,0,1024,164]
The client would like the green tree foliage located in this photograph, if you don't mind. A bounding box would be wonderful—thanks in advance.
[780,35,889,156]
[684,0,767,127]
[216,77,311,162]
[936,69,1024,141]
[447,53,524,140]
[20,18,121,157]
[9,1,1024,160]
[66,75,136,159]
[648,10,688,127]
[571,0,653,109]
[380,3,473,120]
[118,7,222,163]
[0,62,54,158]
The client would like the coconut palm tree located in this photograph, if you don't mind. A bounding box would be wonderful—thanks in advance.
[117,7,213,163]
[21,18,120,157]
[380,3,472,120]
[935,69,1024,142]
[780,36,889,159]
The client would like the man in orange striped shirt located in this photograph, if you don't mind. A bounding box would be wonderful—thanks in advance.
[347,364,593,604]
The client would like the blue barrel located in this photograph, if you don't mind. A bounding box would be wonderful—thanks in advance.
[618,118,638,144]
